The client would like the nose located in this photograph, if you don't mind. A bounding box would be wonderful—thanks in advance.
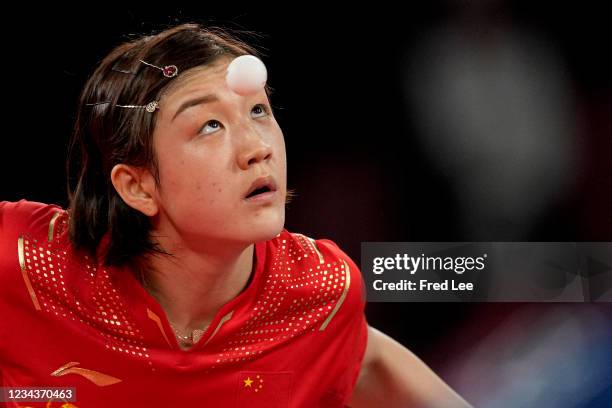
[236,125,273,170]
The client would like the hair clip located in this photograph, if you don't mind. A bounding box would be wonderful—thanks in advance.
[86,100,159,113]
[117,101,159,112]
[139,59,178,78]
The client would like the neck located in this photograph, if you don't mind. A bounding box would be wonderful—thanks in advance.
[143,234,255,335]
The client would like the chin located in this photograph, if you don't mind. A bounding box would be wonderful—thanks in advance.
[247,213,285,243]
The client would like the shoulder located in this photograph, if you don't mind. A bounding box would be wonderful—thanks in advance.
[267,229,366,310]
[0,200,67,282]
[269,231,368,403]
[271,230,359,265]
[0,200,65,239]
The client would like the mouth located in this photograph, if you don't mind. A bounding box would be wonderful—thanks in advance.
[244,175,278,200]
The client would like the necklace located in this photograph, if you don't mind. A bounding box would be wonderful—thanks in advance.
[169,323,209,344]
[140,279,209,345]
[171,325,192,342]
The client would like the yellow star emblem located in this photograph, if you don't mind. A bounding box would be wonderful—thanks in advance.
[243,377,254,387]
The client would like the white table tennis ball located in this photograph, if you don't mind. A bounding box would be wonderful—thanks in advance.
[226,55,267,96]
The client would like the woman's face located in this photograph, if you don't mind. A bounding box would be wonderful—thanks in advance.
[150,57,287,250]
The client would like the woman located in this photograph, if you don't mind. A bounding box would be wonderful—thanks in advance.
[0,23,469,407]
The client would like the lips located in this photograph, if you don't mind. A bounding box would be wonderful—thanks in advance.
[244,175,278,199]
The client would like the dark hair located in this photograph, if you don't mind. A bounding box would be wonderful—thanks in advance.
[67,23,262,267]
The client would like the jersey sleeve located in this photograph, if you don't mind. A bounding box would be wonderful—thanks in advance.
[1,200,62,272]
[0,200,65,334]
[0,200,63,238]
[0,200,66,374]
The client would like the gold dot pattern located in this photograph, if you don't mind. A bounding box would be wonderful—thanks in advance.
[212,231,348,368]
[18,211,351,374]
[22,212,150,364]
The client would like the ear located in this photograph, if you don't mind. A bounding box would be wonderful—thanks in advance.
[110,164,159,217]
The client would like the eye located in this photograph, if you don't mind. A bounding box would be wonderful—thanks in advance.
[199,119,223,135]
[251,103,270,119]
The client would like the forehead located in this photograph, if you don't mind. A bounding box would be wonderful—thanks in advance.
[160,57,233,103]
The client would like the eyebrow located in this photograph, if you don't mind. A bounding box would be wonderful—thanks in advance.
[172,94,219,121]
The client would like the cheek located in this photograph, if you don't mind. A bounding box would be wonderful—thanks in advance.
[195,180,221,192]
[212,182,223,194]
[158,147,222,200]
[274,133,288,180]
[167,167,220,196]
[178,179,233,221]
[270,127,287,165]
[194,181,225,206]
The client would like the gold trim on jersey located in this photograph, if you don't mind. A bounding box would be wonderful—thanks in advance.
[18,235,41,310]
[319,259,351,331]
[51,362,122,386]
[147,308,174,348]
[47,212,61,242]
[294,233,325,264]
[204,311,234,346]
[307,237,325,264]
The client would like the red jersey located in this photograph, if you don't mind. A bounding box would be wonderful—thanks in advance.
[0,200,367,407]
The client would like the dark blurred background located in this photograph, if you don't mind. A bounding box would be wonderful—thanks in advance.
[1,2,611,406]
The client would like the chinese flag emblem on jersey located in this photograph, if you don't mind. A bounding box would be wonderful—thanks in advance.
[236,371,293,407]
